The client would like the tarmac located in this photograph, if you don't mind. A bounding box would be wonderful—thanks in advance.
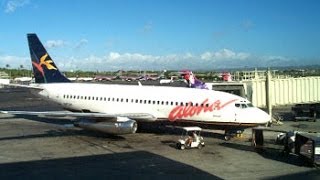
[0,86,319,179]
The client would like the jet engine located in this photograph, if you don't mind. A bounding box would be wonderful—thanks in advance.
[74,117,137,135]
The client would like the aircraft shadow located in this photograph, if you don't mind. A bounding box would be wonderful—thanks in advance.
[263,169,320,180]
[138,122,226,140]
[0,151,221,179]
[0,130,126,142]
[0,129,76,141]
[0,114,75,125]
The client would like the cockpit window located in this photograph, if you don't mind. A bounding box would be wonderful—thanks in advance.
[247,103,254,107]
[235,102,253,109]
[241,104,247,108]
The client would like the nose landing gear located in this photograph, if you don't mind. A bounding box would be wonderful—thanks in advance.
[224,129,244,141]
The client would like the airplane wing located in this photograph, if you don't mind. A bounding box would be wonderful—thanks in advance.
[0,110,157,121]
[1,83,43,90]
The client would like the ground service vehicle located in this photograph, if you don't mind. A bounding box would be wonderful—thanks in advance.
[176,127,205,150]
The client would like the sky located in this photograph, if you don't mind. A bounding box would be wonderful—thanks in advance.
[0,0,319,71]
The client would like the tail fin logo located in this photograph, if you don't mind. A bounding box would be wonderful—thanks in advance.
[32,53,57,76]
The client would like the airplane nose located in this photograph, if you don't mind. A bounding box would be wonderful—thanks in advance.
[260,110,271,124]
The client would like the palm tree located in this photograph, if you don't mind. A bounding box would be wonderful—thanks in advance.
[5,64,11,78]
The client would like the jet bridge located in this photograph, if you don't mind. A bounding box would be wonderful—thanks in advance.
[243,76,320,108]
[210,82,246,98]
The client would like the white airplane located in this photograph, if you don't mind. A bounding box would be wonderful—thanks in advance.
[0,34,271,137]
[14,77,33,82]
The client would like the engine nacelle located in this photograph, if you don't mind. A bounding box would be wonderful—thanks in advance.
[74,118,137,135]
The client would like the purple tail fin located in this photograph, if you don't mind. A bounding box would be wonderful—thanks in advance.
[180,70,208,89]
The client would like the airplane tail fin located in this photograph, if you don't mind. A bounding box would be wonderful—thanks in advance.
[180,70,208,89]
[27,33,70,83]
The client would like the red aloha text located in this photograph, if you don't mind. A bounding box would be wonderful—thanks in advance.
[168,98,237,121]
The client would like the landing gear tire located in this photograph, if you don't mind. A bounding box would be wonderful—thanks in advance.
[180,144,185,150]
[176,143,180,149]
[224,135,231,141]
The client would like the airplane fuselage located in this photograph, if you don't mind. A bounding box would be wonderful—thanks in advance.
[33,83,270,127]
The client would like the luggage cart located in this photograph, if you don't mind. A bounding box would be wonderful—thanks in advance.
[295,132,320,165]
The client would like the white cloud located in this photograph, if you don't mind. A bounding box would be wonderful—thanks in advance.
[108,52,121,61]
[1,49,316,72]
[45,40,66,48]
[0,55,29,68]
[200,52,211,61]
[200,49,250,61]
[66,50,254,71]
[4,0,29,13]
[74,38,88,49]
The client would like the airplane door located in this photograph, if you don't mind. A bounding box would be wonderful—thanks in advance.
[234,103,246,123]
[220,105,237,123]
